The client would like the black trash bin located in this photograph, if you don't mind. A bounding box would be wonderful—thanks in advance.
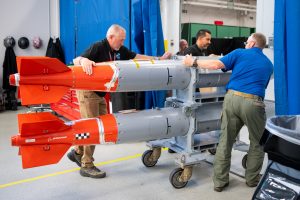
[252,115,300,200]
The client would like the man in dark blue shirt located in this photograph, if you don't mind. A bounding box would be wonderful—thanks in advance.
[183,33,273,192]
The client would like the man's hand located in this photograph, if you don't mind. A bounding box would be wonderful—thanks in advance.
[160,52,172,60]
[183,54,194,67]
[80,58,96,75]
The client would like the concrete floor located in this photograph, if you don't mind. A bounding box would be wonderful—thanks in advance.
[0,107,267,200]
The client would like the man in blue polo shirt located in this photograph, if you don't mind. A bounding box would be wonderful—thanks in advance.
[183,33,273,192]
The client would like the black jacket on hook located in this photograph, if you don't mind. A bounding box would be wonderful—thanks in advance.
[2,47,17,92]
[46,37,65,63]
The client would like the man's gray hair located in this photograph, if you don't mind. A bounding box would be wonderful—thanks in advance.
[179,39,187,44]
[251,33,266,49]
[106,24,126,38]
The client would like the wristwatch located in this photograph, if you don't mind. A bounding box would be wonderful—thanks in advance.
[192,58,198,68]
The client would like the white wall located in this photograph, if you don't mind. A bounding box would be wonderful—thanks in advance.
[160,0,181,54]
[256,0,274,41]
[0,0,60,89]
[256,0,275,101]
[50,0,60,37]
[181,2,256,27]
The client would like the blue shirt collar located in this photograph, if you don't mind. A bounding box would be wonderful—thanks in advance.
[251,47,263,52]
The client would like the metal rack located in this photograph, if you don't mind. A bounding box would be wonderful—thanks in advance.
[141,56,231,188]
[141,56,275,188]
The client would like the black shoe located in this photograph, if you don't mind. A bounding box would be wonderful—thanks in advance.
[80,166,106,178]
[67,149,82,167]
[214,182,229,192]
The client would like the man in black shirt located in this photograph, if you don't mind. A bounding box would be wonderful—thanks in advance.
[67,24,171,179]
[183,29,213,94]
[184,29,211,56]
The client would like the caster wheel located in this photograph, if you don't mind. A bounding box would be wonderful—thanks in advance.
[169,168,188,189]
[242,154,248,169]
[142,150,158,167]
[208,148,216,155]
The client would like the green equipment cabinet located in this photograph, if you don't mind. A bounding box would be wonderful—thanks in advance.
[181,23,255,45]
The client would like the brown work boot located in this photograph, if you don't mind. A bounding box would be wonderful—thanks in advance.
[214,182,229,192]
[67,149,82,167]
[80,166,106,178]
[246,174,262,187]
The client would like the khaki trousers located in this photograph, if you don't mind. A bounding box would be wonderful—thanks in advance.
[75,90,107,167]
[213,90,266,187]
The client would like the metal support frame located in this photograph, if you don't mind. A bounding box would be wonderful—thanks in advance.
[143,56,275,188]
[147,56,226,169]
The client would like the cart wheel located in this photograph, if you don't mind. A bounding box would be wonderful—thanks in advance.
[242,154,248,169]
[208,148,216,155]
[142,150,158,167]
[169,168,188,189]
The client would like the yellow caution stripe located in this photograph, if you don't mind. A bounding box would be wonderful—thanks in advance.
[132,59,140,69]
[0,148,167,189]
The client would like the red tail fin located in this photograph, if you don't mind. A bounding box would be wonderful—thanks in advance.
[18,112,69,136]
[17,57,71,105]
[19,85,69,105]
[16,112,71,168]
[20,144,71,168]
[18,56,70,75]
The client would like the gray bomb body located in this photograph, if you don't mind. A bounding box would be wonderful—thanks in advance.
[112,107,190,143]
[104,60,230,92]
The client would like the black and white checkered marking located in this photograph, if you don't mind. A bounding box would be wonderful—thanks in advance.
[75,133,90,140]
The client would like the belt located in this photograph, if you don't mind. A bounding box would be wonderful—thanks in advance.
[228,89,262,100]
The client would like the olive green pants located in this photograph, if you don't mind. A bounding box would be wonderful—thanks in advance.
[213,90,266,187]
[74,90,107,168]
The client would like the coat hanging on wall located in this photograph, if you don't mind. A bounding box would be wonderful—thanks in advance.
[2,46,18,110]
[46,37,65,63]
[2,47,17,92]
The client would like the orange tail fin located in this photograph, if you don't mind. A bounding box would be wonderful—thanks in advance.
[16,112,71,168]
[19,85,69,105]
[17,56,69,75]
[17,57,71,105]
[18,112,69,136]
[20,144,71,168]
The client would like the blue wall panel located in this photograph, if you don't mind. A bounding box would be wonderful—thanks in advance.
[60,0,166,109]
[60,0,130,64]
[286,0,300,114]
[60,0,75,65]
[274,0,300,114]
